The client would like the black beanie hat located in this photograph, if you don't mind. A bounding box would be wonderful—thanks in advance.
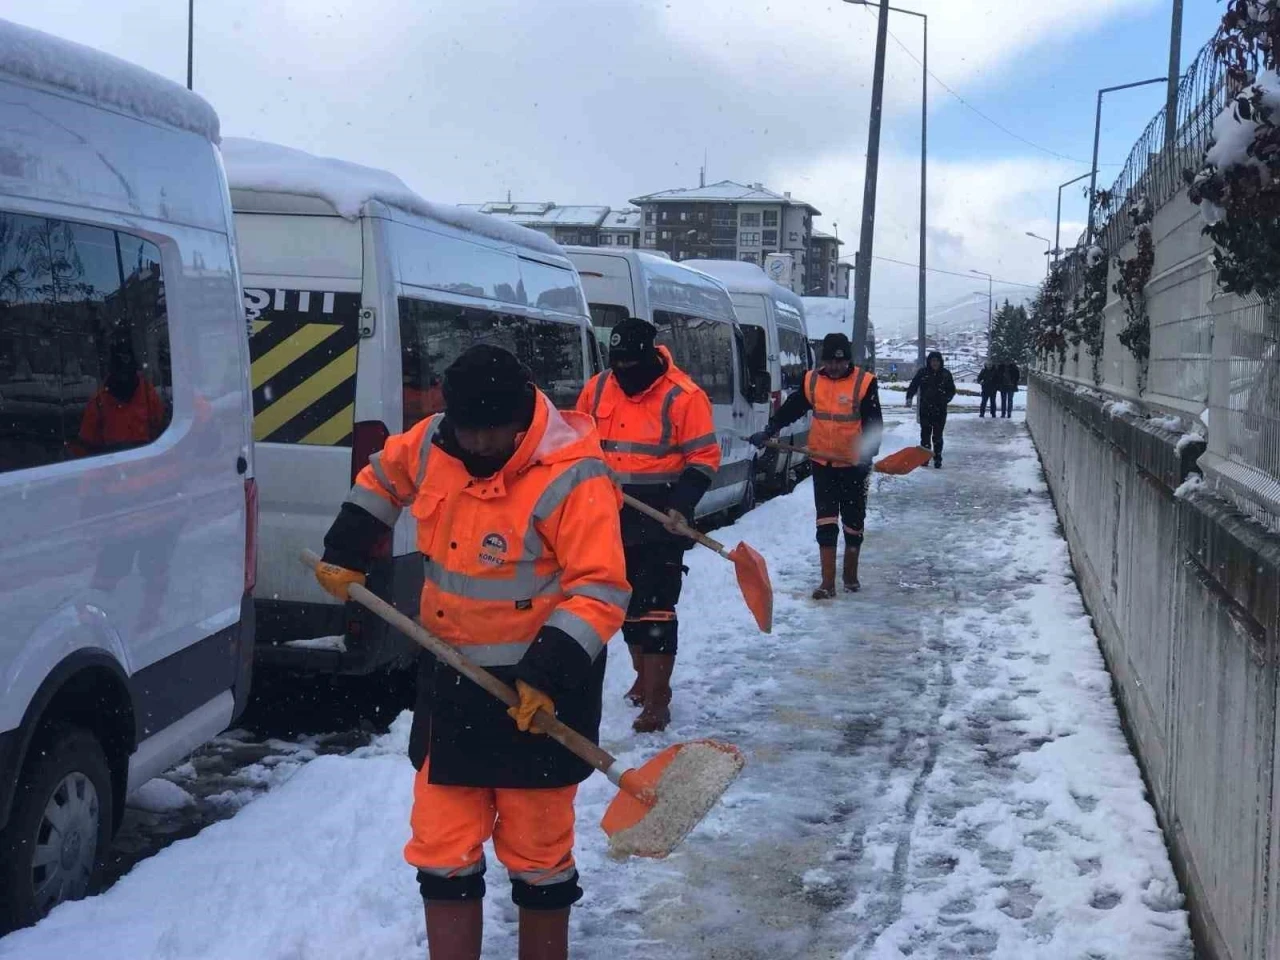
[608,318,658,364]
[442,344,536,429]
[821,333,852,362]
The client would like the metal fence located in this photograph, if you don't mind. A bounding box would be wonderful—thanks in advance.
[1043,34,1280,523]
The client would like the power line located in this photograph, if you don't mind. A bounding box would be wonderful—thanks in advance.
[842,253,1041,289]
[857,3,1118,169]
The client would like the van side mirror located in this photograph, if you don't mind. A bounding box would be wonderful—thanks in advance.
[748,370,772,405]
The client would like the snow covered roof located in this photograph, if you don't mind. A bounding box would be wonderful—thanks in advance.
[0,18,220,141]
[631,179,819,214]
[684,259,802,310]
[604,207,643,230]
[800,297,855,340]
[811,231,843,244]
[222,139,561,255]
[463,203,611,228]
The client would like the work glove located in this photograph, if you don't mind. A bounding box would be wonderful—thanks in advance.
[662,508,689,535]
[748,430,772,449]
[507,680,555,734]
[315,562,365,601]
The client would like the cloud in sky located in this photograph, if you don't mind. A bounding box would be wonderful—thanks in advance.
[2,0,1154,330]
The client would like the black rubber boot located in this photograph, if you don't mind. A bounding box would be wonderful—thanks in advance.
[633,654,674,733]
[812,547,838,600]
[518,907,570,960]
[623,643,645,707]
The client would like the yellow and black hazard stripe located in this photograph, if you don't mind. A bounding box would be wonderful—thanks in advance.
[246,289,362,445]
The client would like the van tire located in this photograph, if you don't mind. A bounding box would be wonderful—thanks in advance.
[734,469,758,520]
[0,724,113,933]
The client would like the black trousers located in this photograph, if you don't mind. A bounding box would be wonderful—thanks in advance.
[1000,389,1015,417]
[812,463,869,549]
[920,410,947,457]
[622,541,686,655]
[979,391,998,417]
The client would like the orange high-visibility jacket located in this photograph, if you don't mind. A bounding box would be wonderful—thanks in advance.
[340,390,629,787]
[804,366,876,467]
[73,375,166,456]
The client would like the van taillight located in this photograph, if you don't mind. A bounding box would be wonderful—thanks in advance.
[351,420,393,558]
[771,391,782,413]
[244,477,258,595]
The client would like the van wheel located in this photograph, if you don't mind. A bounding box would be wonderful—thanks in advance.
[0,725,113,933]
[734,469,758,519]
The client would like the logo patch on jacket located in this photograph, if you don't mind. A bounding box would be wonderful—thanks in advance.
[480,532,508,567]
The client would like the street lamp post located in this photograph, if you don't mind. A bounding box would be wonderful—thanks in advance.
[1087,76,1168,246]
[187,0,194,90]
[971,269,993,345]
[1026,231,1051,279]
[846,0,928,371]
[1055,171,1092,262]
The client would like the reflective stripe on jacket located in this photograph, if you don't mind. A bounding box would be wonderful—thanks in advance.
[343,390,629,787]
[804,367,875,466]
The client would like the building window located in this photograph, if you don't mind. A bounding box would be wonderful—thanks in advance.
[763,210,778,227]
[740,212,761,227]
[660,230,672,240]
[645,231,656,244]
[618,234,632,247]
[762,229,777,245]
[679,211,689,222]
[660,210,671,223]
[600,234,613,245]
[644,211,654,225]
[0,211,174,473]
[739,232,760,245]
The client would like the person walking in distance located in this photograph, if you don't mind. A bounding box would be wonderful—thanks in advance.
[314,345,629,960]
[750,333,882,599]
[1000,360,1021,419]
[577,318,720,733]
[977,360,999,419]
[906,351,956,468]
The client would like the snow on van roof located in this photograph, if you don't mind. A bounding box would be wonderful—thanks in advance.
[0,18,220,141]
[800,296,854,339]
[221,138,562,256]
[684,259,803,304]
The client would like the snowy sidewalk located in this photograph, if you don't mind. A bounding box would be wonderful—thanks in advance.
[0,413,1192,959]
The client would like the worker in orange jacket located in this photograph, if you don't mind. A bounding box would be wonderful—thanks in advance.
[71,332,167,458]
[315,345,628,960]
[577,318,720,733]
[751,332,882,598]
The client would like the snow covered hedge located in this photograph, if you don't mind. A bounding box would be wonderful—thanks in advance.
[1114,196,1154,384]
[1186,1,1280,297]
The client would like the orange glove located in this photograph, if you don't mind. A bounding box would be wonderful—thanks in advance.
[507,680,555,734]
[315,562,365,600]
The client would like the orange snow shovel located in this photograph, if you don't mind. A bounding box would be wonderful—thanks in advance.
[621,493,773,634]
[755,436,932,476]
[299,549,744,859]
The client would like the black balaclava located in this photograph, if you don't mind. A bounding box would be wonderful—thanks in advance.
[441,344,536,478]
[609,318,665,396]
[105,334,140,403]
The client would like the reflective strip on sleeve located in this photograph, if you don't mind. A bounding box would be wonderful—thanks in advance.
[344,483,402,526]
[677,432,717,454]
[456,640,534,668]
[521,459,615,560]
[590,373,611,418]
[658,385,684,448]
[614,471,683,485]
[367,452,404,505]
[415,417,442,488]
[423,558,562,601]
[602,439,673,456]
[545,608,606,661]
[565,582,631,609]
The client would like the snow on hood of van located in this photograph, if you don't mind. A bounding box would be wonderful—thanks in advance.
[221,138,561,256]
[800,296,855,340]
[0,18,220,141]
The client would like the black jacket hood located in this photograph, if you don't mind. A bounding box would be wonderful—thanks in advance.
[927,351,945,366]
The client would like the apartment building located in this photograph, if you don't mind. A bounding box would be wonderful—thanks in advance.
[808,231,844,297]
[459,201,636,247]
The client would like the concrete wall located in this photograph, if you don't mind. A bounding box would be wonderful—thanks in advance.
[1028,373,1280,960]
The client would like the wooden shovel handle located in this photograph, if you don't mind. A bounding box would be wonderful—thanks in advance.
[299,550,622,782]
[621,493,728,555]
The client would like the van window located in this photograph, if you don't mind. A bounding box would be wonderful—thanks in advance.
[399,297,586,427]
[651,309,733,404]
[740,324,767,374]
[778,327,810,392]
[245,288,362,445]
[0,212,172,473]
[587,303,631,356]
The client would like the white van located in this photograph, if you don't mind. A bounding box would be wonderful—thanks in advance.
[564,248,771,517]
[223,140,600,675]
[0,21,256,929]
[686,260,812,494]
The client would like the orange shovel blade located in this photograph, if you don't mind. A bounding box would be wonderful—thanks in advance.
[729,541,773,633]
[874,445,933,475]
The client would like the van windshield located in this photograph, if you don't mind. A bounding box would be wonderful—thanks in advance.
[399,297,586,429]
[587,303,630,356]
[740,324,767,374]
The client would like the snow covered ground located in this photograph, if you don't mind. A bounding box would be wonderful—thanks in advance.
[0,412,1190,959]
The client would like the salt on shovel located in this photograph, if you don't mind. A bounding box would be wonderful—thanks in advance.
[300,549,745,858]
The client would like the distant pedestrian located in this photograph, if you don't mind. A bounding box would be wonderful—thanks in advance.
[999,362,1020,418]
[977,361,999,419]
[906,351,956,468]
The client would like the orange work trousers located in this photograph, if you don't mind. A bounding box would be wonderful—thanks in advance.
[404,760,578,888]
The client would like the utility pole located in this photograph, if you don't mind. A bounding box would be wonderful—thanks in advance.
[186,0,194,91]
[971,269,993,348]
[1165,0,1184,152]
[851,0,892,372]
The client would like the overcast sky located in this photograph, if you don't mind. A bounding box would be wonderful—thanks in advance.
[2,0,1222,339]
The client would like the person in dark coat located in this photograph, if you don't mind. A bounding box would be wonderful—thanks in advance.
[999,361,1020,418]
[905,351,956,468]
[977,361,999,419]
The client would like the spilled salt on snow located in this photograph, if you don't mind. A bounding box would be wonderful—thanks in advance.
[607,742,744,860]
